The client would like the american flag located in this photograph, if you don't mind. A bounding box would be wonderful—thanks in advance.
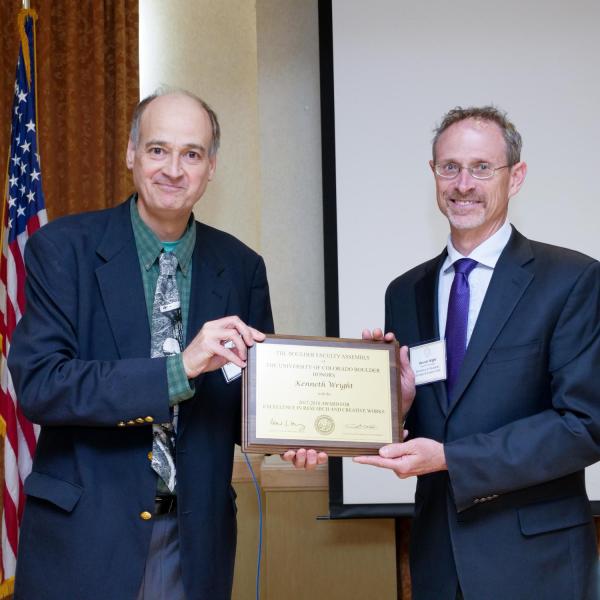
[0,10,47,589]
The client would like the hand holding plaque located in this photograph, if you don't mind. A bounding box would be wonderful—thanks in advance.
[242,335,402,456]
[362,327,415,417]
[281,447,329,470]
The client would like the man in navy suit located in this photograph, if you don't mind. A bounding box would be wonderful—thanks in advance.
[9,89,275,599]
[356,106,600,599]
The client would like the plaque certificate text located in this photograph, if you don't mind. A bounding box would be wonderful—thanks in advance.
[242,335,401,456]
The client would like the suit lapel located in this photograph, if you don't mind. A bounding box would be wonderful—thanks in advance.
[185,223,231,343]
[178,223,232,436]
[95,202,150,358]
[414,251,448,415]
[447,228,534,415]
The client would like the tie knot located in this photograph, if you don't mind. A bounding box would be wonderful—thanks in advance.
[159,251,178,276]
[453,258,478,277]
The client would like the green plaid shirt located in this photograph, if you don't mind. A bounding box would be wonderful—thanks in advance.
[130,197,195,405]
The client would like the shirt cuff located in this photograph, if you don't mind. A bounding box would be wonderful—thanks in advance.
[167,354,195,406]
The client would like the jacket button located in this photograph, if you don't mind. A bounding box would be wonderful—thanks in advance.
[135,418,144,424]
[145,416,154,423]
[147,452,153,460]
[127,420,135,426]
[117,421,126,427]
[140,511,152,520]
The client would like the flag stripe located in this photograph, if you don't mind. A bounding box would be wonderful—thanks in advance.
[17,406,37,458]
[1,484,18,559]
[9,242,26,314]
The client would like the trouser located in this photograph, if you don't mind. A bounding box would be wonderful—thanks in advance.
[136,512,186,600]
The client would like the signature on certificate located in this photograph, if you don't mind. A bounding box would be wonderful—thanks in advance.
[269,418,306,433]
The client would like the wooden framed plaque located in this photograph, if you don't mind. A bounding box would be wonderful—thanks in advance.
[242,334,401,456]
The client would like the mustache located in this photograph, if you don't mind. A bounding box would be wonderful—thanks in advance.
[444,190,481,203]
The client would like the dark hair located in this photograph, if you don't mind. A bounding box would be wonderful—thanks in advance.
[432,105,522,165]
[129,86,220,157]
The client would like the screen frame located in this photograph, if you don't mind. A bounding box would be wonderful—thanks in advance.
[320,0,600,519]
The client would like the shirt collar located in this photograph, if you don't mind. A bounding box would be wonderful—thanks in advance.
[129,196,196,276]
[442,220,512,273]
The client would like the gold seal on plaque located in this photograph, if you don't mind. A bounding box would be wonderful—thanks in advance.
[315,415,335,435]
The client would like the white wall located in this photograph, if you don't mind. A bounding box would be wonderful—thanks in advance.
[139,0,325,337]
[256,0,325,336]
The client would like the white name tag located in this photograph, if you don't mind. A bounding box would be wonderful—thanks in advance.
[160,301,180,313]
[222,362,242,383]
[221,340,242,383]
[409,340,447,386]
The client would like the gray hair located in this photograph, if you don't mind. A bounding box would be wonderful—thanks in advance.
[129,86,221,157]
[432,105,522,165]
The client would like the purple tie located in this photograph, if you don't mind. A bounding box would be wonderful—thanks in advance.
[445,258,478,401]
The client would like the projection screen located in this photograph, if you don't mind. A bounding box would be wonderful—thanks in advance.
[321,0,600,517]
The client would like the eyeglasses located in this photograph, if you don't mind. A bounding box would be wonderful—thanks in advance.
[434,162,511,180]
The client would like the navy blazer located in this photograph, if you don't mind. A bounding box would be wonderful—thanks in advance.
[386,228,600,600]
[8,200,274,600]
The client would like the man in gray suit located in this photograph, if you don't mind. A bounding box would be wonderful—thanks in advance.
[356,106,600,600]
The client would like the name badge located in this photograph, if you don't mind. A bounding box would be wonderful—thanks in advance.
[160,301,180,313]
[409,340,446,386]
[222,362,242,383]
[221,340,242,383]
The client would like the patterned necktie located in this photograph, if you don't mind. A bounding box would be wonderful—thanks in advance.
[445,258,478,402]
[150,251,184,492]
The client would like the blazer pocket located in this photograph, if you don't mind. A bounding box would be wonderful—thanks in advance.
[485,340,541,364]
[518,495,592,536]
[24,471,83,513]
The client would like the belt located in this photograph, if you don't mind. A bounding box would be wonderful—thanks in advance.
[154,495,177,515]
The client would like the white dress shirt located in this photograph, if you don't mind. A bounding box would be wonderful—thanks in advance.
[438,221,512,345]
